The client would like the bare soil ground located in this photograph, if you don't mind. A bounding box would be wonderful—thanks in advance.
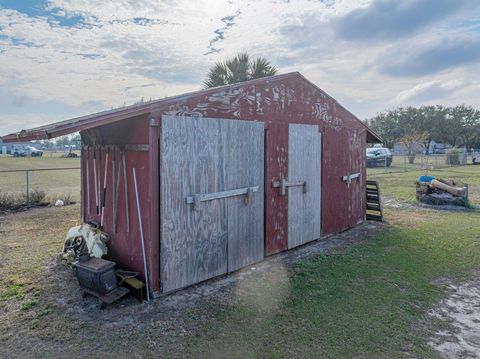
[383,195,474,212]
[429,273,480,358]
[0,205,383,358]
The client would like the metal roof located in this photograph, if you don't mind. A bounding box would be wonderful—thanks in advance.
[1,72,383,143]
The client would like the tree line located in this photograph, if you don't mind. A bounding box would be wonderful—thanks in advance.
[35,134,81,150]
[365,105,480,154]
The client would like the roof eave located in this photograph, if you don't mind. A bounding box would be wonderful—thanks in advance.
[366,128,383,143]
[1,72,300,143]
[1,106,152,143]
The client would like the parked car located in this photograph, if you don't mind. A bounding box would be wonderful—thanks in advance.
[12,149,26,157]
[26,146,43,157]
[432,144,447,154]
[366,147,392,167]
[13,145,43,157]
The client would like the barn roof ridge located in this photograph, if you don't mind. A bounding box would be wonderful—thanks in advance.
[293,72,383,143]
[1,71,382,143]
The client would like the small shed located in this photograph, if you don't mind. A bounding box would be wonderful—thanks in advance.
[2,72,382,296]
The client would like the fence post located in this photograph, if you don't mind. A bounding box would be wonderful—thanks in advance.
[26,170,30,206]
[384,155,387,173]
[404,156,407,172]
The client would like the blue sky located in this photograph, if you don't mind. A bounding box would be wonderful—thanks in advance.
[0,0,479,135]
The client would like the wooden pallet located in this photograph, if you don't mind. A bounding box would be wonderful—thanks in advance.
[366,180,384,222]
[82,286,129,309]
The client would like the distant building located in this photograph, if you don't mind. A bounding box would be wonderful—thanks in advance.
[0,139,41,155]
[428,141,453,155]
[392,141,455,155]
[392,141,426,155]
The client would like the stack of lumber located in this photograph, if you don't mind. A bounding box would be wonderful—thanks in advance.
[415,176,468,206]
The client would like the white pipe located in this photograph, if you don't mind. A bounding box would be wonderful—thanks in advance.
[93,148,99,214]
[133,167,150,302]
[113,149,120,234]
[86,147,90,215]
[97,149,102,216]
[100,151,109,227]
[122,151,130,233]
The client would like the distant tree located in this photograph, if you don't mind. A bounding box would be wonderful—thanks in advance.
[400,132,428,164]
[366,107,421,149]
[414,106,446,155]
[449,105,480,150]
[430,106,459,147]
[39,139,55,150]
[366,105,477,153]
[365,109,404,149]
[203,52,277,88]
[55,135,81,149]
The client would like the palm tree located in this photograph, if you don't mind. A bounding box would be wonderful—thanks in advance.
[203,53,277,88]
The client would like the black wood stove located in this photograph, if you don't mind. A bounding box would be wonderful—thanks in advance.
[73,257,129,309]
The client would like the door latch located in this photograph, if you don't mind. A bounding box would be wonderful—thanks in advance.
[341,172,361,187]
[272,179,307,196]
[186,186,259,210]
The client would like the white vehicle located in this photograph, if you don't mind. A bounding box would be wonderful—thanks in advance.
[12,145,43,157]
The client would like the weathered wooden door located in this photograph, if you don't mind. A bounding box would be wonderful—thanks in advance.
[160,116,264,293]
[287,124,321,249]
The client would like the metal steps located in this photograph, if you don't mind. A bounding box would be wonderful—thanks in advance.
[366,180,383,222]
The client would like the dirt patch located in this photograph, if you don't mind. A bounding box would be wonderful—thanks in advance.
[50,221,385,325]
[429,274,480,358]
[383,197,411,209]
[0,206,385,358]
[382,196,477,213]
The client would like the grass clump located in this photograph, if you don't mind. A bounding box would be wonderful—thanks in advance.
[20,299,38,311]
[0,192,24,211]
[0,283,25,301]
[0,189,47,211]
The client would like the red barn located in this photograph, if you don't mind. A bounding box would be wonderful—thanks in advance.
[2,72,381,296]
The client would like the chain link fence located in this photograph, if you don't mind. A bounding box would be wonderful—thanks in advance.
[0,167,80,208]
[367,150,480,175]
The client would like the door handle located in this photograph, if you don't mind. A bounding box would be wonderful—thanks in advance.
[186,186,259,210]
[272,179,307,196]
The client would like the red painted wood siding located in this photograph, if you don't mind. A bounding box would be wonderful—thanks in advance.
[79,73,368,293]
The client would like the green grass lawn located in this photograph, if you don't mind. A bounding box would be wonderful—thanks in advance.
[0,156,80,201]
[183,209,480,358]
[0,163,479,358]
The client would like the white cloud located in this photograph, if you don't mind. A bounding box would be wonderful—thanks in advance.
[395,80,464,104]
[393,77,480,109]
[0,0,479,134]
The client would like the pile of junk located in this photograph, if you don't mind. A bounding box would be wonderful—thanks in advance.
[416,175,469,206]
[61,221,147,309]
